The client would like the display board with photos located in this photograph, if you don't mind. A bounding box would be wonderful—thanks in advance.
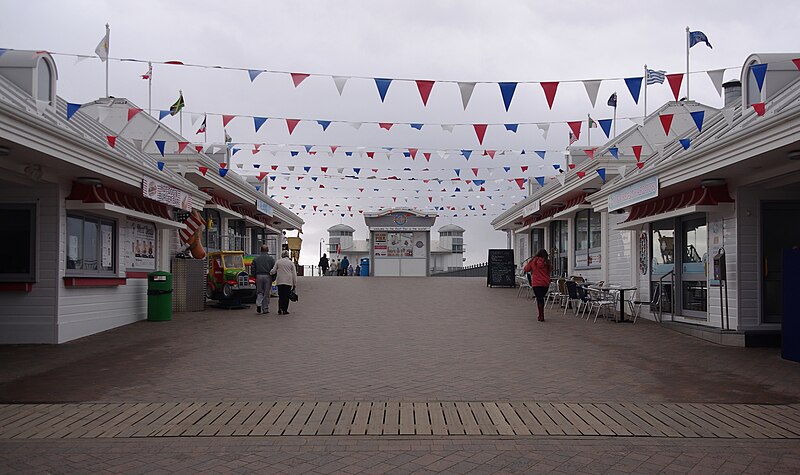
[123,218,157,270]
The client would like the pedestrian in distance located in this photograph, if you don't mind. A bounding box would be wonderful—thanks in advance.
[524,249,552,322]
[355,264,361,276]
[340,256,350,276]
[270,250,298,315]
[318,253,329,277]
[348,264,354,276]
[251,245,276,314]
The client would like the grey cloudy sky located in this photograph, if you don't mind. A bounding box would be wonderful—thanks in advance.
[2,0,798,265]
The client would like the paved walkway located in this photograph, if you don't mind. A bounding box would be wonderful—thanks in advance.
[2,276,800,473]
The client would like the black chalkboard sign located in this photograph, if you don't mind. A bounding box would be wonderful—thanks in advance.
[487,249,516,287]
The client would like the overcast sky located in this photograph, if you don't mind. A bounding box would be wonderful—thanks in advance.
[2,1,798,266]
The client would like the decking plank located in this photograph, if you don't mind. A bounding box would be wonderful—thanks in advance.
[428,402,448,435]
[455,402,481,435]
[467,402,496,435]
[566,403,615,436]
[414,402,432,435]
[483,402,514,435]
[383,401,400,435]
[440,402,464,435]
[399,402,415,435]
[497,402,531,436]
[283,401,315,436]
[300,402,330,436]
[350,401,371,435]
[266,401,302,436]
[317,401,344,436]
[333,401,357,435]
[581,403,632,436]
[366,402,385,436]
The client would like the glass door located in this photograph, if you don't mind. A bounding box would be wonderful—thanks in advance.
[650,219,675,314]
[549,221,568,277]
[680,216,708,318]
[762,201,800,323]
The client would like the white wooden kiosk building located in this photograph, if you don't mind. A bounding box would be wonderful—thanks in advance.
[364,209,437,277]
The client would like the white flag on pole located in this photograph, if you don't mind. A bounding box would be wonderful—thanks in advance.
[95,30,109,62]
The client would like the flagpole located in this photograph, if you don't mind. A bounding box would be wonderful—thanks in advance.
[587,113,591,148]
[643,64,648,116]
[104,23,110,98]
[147,61,152,116]
[179,89,183,135]
[613,97,617,138]
[686,26,690,100]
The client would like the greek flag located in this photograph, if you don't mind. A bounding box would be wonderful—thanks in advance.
[646,69,666,85]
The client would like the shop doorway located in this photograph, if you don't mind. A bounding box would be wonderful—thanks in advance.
[762,201,800,324]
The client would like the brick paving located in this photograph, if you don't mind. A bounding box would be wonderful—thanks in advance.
[1,276,800,473]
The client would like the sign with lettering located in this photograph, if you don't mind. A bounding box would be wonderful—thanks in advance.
[369,226,430,232]
[522,200,540,218]
[487,249,516,287]
[142,176,192,211]
[256,199,273,217]
[608,176,659,212]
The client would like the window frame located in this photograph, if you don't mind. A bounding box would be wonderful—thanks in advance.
[574,209,602,269]
[0,203,37,282]
[66,213,117,276]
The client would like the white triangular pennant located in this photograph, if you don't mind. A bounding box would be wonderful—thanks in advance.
[632,117,645,127]
[349,122,362,130]
[332,76,349,95]
[582,79,602,108]
[537,123,550,140]
[131,139,143,150]
[74,55,91,65]
[190,113,202,124]
[97,105,113,124]
[458,82,476,110]
[722,108,736,127]
[441,124,455,133]
[707,69,726,97]
[557,174,566,186]
[236,163,243,169]
[618,165,628,179]
[337,167,344,174]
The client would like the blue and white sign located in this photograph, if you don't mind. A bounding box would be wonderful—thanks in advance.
[608,176,659,212]
[256,199,273,217]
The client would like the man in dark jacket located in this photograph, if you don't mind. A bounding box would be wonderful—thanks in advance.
[318,253,329,277]
[252,245,276,314]
[340,256,350,276]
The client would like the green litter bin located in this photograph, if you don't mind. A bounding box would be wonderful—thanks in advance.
[147,271,172,321]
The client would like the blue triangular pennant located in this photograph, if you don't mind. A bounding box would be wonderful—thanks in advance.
[304,145,313,153]
[535,176,545,187]
[290,151,299,157]
[473,179,485,186]
[504,123,519,133]
[253,164,261,168]
[624,77,643,104]
[158,110,170,120]
[598,119,612,138]
[503,166,511,172]
[312,177,318,182]
[157,161,165,171]
[498,82,517,111]
[232,148,240,156]
[553,164,561,170]
[690,110,705,133]
[353,168,361,174]
[66,102,82,120]
[254,116,268,133]
[248,69,262,82]
[219,168,229,177]
[317,120,331,131]
[270,176,276,181]
[751,63,768,92]
[300,204,306,209]
[609,147,619,159]
[679,138,691,150]
[454,187,461,192]
[154,140,166,157]
[461,150,472,160]
[374,78,392,102]
[345,151,353,157]
[597,168,606,183]
[410,123,423,130]
[303,166,311,172]
[520,149,526,155]
[255,186,261,191]
[454,169,461,177]
[535,150,546,160]
[403,152,411,158]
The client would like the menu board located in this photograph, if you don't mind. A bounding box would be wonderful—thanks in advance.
[487,249,515,287]
[123,218,156,270]
[374,232,388,257]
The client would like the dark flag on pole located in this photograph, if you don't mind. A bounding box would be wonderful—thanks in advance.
[689,31,713,49]
[607,92,617,108]
[169,91,185,116]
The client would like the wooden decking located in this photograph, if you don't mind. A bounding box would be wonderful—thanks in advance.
[2,401,799,439]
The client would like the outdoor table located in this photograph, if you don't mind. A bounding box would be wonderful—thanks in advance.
[595,286,638,322]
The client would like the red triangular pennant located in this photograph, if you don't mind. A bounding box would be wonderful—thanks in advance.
[636,162,645,169]
[194,145,203,153]
[106,135,117,148]
[568,163,576,170]
[472,168,479,176]
[793,58,800,71]
[428,196,432,202]
[752,102,766,116]
[583,149,595,159]
[367,152,375,159]
[358,188,364,192]
[408,148,418,159]
[666,73,683,101]
[257,172,268,180]
[473,124,488,145]
[423,152,431,162]
[514,178,526,189]
[222,115,235,127]
[251,144,261,155]
[540,82,559,109]
[521,166,528,172]
[415,80,435,106]
[567,121,582,140]
[379,123,393,131]
[576,171,586,178]
[127,108,143,121]
[271,165,279,170]
[219,163,227,169]
[199,166,208,176]
[320,167,328,173]
[291,73,310,87]
[632,145,643,161]
[659,114,674,135]
[485,150,496,159]
[177,141,189,153]
[286,119,300,134]
[330,146,338,154]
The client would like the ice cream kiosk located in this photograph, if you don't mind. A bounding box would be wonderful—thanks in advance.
[364,209,437,277]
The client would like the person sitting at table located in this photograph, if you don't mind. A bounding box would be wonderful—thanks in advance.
[524,249,552,322]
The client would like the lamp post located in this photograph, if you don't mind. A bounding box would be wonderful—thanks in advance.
[319,238,325,276]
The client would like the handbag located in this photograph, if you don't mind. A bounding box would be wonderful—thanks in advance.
[289,288,299,302]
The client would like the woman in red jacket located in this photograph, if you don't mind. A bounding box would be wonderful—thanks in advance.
[523,249,552,322]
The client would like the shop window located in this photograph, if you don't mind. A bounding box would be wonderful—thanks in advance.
[531,228,544,255]
[66,214,115,274]
[575,209,601,268]
[37,58,53,104]
[203,209,221,252]
[0,204,36,282]
[549,221,568,277]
